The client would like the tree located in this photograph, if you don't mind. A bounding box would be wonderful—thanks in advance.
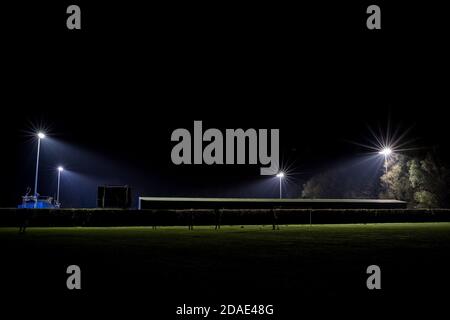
[379,154,415,205]
[302,166,378,199]
[302,153,450,208]
[380,153,450,208]
[302,171,340,198]
[408,154,450,208]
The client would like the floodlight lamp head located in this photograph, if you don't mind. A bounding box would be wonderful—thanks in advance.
[276,172,285,178]
[58,166,64,172]
[379,147,392,156]
[37,132,46,139]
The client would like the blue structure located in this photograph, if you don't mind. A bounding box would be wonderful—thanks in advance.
[18,196,56,209]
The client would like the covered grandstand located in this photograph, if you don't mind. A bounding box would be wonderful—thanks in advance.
[138,197,407,210]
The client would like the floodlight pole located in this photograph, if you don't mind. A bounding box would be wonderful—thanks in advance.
[57,169,62,204]
[384,155,388,174]
[276,172,284,199]
[34,137,42,198]
[279,176,282,199]
[379,147,392,175]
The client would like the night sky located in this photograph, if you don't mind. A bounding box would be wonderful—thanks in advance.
[2,2,449,207]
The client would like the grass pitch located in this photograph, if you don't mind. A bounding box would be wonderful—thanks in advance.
[1,223,450,311]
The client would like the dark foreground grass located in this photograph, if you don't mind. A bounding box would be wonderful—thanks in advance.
[1,223,450,317]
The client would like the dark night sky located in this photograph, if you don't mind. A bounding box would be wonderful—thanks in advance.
[1,2,449,207]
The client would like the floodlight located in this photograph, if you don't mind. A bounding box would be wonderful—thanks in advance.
[379,147,392,156]
[276,172,285,178]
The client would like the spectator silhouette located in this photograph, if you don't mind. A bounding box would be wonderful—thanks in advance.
[152,210,157,230]
[272,209,280,230]
[188,209,194,230]
[215,208,222,230]
[18,210,30,234]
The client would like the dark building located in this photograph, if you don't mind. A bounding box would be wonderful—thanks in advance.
[97,185,132,209]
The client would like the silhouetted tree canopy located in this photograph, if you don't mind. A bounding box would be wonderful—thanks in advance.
[379,154,414,203]
[302,153,450,208]
[301,165,379,199]
[379,153,450,207]
[407,154,450,208]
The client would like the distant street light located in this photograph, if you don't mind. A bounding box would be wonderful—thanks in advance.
[379,147,393,174]
[57,166,64,206]
[34,132,46,199]
[276,172,285,199]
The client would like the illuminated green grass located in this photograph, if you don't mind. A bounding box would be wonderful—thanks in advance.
[1,223,449,299]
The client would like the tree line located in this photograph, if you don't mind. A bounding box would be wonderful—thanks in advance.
[302,153,450,208]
